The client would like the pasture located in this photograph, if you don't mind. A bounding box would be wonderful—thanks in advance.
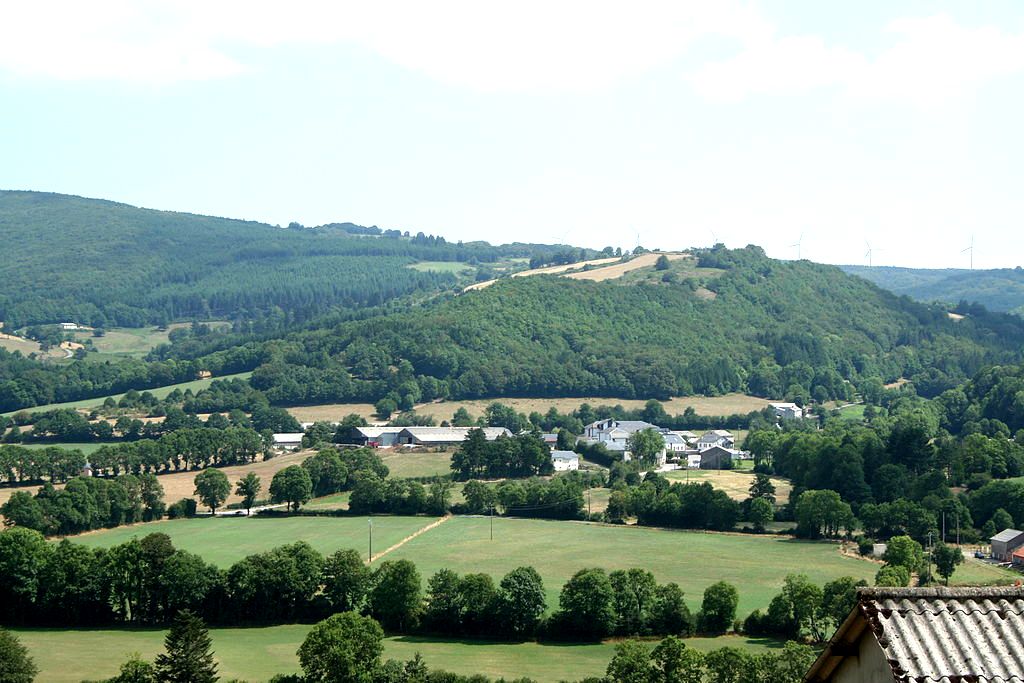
[73,515,434,566]
[662,468,793,505]
[75,515,879,616]
[71,322,230,358]
[12,627,781,683]
[287,394,771,425]
[380,451,453,479]
[17,442,107,455]
[1,371,254,417]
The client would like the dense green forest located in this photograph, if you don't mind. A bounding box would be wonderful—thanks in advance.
[186,245,1024,407]
[842,265,1024,315]
[0,191,574,328]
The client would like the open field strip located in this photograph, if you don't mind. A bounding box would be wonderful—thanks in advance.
[1,371,254,417]
[72,516,432,566]
[380,451,454,479]
[76,515,880,616]
[287,393,771,424]
[564,252,687,281]
[662,469,793,504]
[11,627,782,683]
[70,322,230,358]
[407,261,477,275]
[464,256,622,292]
[371,514,452,562]
[16,441,108,454]
[0,448,313,509]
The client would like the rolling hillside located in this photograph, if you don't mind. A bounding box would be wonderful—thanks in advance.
[191,245,1024,406]
[841,265,1024,316]
[0,191,569,328]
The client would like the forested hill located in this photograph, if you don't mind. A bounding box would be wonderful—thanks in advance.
[186,245,1024,407]
[841,265,1024,316]
[0,191,567,328]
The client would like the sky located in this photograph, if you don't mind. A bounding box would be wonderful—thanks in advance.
[1,1,1022,269]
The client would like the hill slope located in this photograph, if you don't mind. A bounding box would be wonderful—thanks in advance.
[0,191,564,328]
[841,265,1024,316]
[223,246,1024,406]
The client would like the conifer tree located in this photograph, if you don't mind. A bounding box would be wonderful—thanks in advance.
[154,610,218,683]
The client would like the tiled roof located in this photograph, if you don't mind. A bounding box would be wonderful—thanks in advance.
[807,586,1024,683]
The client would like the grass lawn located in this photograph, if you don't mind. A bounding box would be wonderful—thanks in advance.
[17,442,108,454]
[12,627,784,683]
[949,556,1020,585]
[836,404,866,421]
[71,323,227,358]
[304,491,351,510]
[381,451,453,479]
[72,515,435,566]
[2,372,253,417]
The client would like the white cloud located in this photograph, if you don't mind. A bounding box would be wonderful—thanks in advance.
[687,13,1024,105]
[0,0,769,88]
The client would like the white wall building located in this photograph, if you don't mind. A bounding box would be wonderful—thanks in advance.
[551,450,580,471]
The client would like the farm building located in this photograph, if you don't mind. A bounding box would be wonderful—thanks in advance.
[769,402,803,420]
[803,586,1024,682]
[346,426,404,448]
[990,528,1024,561]
[1014,547,1024,567]
[59,322,79,331]
[272,433,304,450]
[396,426,511,446]
[699,445,735,469]
[551,450,579,471]
[696,430,735,451]
[540,433,559,446]
[582,419,657,449]
[662,432,690,452]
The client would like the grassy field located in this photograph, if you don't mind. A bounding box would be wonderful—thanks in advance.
[73,515,435,566]
[288,395,770,425]
[11,627,783,683]
[1,371,253,417]
[381,452,453,479]
[70,322,230,358]
[836,404,866,421]
[17,442,108,454]
[662,469,793,505]
[76,515,879,616]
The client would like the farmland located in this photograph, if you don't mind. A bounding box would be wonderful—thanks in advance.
[564,252,687,281]
[11,626,781,683]
[287,393,771,425]
[1,371,253,417]
[70,322,230,358]
[662,468,793,505]
[74,515,879,616]
[0,446,312,509]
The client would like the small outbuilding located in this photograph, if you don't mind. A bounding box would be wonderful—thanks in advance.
[699,445,735,469]
[991,528,1024,561]
[803,586,1024,682]
[272,433,304,450]
[551,450,579,472]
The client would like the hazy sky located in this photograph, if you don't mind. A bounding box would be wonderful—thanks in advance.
[2,1,1022,268]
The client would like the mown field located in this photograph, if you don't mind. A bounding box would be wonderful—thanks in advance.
[288,394,770,424]
[662,469,793,505]
[74,515,880,616]
[12,627,782,683]
[72,515,433,566]
[1,371,254,417]
[70,322,230,358]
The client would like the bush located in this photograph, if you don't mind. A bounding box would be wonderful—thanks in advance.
[857,537,875,556]
[167,498,197,519]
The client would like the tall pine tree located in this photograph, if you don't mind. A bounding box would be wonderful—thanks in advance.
[154,610,218,683]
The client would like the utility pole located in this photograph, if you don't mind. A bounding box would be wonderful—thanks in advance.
[489,506,493,541]
[588,488,592,518]
[368,517,373,563]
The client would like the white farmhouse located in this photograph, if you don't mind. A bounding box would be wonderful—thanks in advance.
[696,430,735,451]
[769,402,803,420]
[551,450,580,471]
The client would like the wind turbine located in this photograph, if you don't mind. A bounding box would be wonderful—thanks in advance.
[791,232,803,260]
[709,229,719,246]
[961,235,974,270]
[864,241,881,267]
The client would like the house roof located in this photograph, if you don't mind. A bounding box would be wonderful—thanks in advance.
[272,433,304,442]
[698,430,733,441]
[399,427,511,442]
[804,586,1024,683]
[1013,547,1024,559]
[551,450,578,461]
[354,426,404,438]
[991,528,1024,543]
